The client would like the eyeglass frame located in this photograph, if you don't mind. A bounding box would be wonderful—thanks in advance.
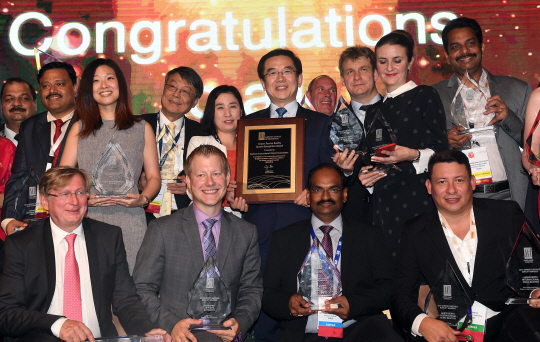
[47,190,89,201]
[263,68,298,79]
[164,83,196,98]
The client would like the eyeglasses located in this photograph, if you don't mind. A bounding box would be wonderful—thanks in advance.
[264,69,297,79]
[164,84,195,98]
[310,188,342,195]
[48,190,88,201]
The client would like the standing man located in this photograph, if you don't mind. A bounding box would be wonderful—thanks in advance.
[0,77,37,145]
[134,145,262,342]
[0,166,171,342]
[263,163,402,342]
[1,62,77,236]
[305,75,338,116]
[142,66,203,220]
[432,17,531,210]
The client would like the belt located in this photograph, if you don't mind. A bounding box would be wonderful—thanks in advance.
[474,180,509,194]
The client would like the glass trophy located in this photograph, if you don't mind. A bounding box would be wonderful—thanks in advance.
[13,168,41,225]
[506,222,540,304]
[91,336,164,342]
[187,256,232,331]
[329,96,365,155]
[424,261,474,340]
[363,109,401,174]
[92,137,134,197]
[297,239,342,310]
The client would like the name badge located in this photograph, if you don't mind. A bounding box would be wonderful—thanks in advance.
[317,296,343,338]
[463,147,493,185]
[458,301,487,342]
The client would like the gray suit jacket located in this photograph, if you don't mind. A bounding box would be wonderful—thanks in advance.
[133,205,262,341]
[432,69,531,209]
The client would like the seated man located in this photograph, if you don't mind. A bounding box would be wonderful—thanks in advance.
[133,145,262,342]
[0,166,170,342]
[262,163,402,342]
[392,150,540,342]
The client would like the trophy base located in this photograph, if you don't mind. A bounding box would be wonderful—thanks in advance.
[457,126,494,135]
[309,303,343,310]
[189,324,232,331]
[360,164,401,175]
[505,298,530,305]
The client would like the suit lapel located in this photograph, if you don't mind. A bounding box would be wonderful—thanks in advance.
[471,200,492,289]
[43,218,57,307]
[340,218,353,289]
[183,206,205,264]
[216,210,232,272]
[83,218,102,319]
[36,113,51,175]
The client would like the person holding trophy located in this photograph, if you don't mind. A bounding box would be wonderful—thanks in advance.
[60,58,160,272]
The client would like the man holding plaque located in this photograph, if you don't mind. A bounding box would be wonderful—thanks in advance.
[134,145,262,342]
[392,150,540,342]
[432,17,531,211]
[263,164,402,342]
[305,75,338,116]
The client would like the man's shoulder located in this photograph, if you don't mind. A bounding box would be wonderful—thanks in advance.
[403,207,439,235]
[272,218,310,240]
[431,78,451,93]
[297,106,330,122]
[19,111,47,131]
[488,72,530,89]
[246,108,270,119]
[473,197,521,214]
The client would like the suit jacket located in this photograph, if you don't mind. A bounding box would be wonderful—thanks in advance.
[262,216,394,341]
[392,198,525,336]
[244,106,334,244]
[1,111,74,221]
[133,205,263,341]
[0,218,155,340]
[432,70,531,210]
[141,114,202,210]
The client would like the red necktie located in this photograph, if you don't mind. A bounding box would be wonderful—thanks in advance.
[52,119,66,165]
[63,233,82,322]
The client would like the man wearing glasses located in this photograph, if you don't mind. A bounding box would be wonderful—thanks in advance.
[142,66,203,220]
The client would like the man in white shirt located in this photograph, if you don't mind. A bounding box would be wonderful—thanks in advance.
[305,75,338,116]
[0,166,170,342]
[392,150,540,342]
[0,77,37,145]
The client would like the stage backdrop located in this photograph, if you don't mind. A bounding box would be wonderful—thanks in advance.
[1,0,539,118]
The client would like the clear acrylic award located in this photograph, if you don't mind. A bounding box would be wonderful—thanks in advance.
[187,257,232,331]
[363,109,401,174]
[329,96,365,155]
[91,137,134,197]
[91,336,164,342]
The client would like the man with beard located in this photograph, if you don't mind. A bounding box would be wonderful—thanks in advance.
[305,75,338,116]
[432,17,531,210]
[1,62,77,236]
[0,77,37,146]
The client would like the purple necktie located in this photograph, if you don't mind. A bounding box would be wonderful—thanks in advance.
[202,218,218,262]
[318,225,334,295]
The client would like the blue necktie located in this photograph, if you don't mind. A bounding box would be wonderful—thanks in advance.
[202,218,218,262]
[276,107,287,118]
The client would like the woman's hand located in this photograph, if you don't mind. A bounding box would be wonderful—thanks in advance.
[88,194,116,207]
[226,180,249,212]
[358,166,386,187]
[115,193,147,208]
[370,145,418,164]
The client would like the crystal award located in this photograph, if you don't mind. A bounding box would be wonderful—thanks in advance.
[506,222,540,304]
[13,167,41,224]
[365,109,397,157]
[187,256,232,331]
[329,96,365,155]
[92,336,164,342]
[91,137,134,197]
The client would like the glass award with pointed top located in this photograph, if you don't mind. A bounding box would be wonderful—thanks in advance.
[505,222,540,305]
[297,239,342,310]
[92,336,164,342]
[187,257,232,331]
[329,96,365,155]
[363,109,401,174]
[92,137,134,197]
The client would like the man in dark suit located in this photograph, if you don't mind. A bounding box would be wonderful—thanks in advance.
[392,150,540,342]
[0,166,170,342]
[141,66,203,220]
[1,62,77,236]
[0,77,37,146]
[263,163,401,342]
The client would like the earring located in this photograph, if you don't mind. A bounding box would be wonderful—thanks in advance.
[408,68,411,74]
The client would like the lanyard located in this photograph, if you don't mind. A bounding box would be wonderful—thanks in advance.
[156,115,184,170]
[46,119,70,171]
[310,225,342,268]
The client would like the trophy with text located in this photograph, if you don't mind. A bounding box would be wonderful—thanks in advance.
[506,222,540,304]
[329,96,365,155]
[92,336,164,342]
[187,257,232,331]
[363,109,401,174]
[13,167,41,225]
[92,137,134,197]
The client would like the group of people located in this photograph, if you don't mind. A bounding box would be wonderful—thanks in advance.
[0,16,539,342]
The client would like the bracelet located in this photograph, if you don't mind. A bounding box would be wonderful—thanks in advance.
[141,195,149,208]
[412,149,421,163]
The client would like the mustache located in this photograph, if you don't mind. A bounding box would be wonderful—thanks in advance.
[455,53,477,62]
[317,199,336,206]
[46,92,62,99]
[9,106,26,113]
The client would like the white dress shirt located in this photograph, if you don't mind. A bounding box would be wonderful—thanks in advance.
[49,221,101,338]
[269,100,299,118]
[3,126,18,146]
[351,93,382,125]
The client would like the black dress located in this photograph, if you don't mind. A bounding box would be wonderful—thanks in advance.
[364,85,449,260]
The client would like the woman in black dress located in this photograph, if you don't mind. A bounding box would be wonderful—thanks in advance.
[360,30,449,259]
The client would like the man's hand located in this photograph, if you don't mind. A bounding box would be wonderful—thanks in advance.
[289,294,314,317]
[530,289,540,308]
[6,219,27,235]
[332,147,359,174]
[171,318,202,342]
[294,189,310,208]
[447,126,471,149]
[418,317,460,342]
[322,296,350,320]
[209,318,241,342]
[485,95,508,126]
[145,328,173,342]
[168,175,187,195]
[358,166,386,188]
[59,319,95,342]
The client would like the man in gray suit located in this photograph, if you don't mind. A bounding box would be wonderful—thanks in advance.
[432,17,531,210]
[133,145,262,342]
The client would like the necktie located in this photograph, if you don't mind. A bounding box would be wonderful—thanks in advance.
[320,225,334,260]
[202,218,218,262]
[156,123,177,218]
[14,134,20,142]
[359,105,370,112]
[318,225,334,295]
[276,107,287,118]
[52,119,67,165]
[63,234,82,322]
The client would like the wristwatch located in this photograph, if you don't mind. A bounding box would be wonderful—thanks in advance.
[142,195,150,208]
[412,149,421,163]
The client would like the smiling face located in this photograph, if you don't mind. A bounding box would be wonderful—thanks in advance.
[445,27,484,80]
[39,68,77,118]
[214,92,242,134]
[92,65,120,112]
[260,55,303,107]
[1,81,36,130]
[376,44,413,93]
[307,167,347,224]
[161,73,199,121]
[340,57,378,104]
[306,76,337,116]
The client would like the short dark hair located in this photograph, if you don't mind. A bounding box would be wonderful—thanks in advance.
[164,66,204,99]
[338,46,376,76]
[307,163,346,189]
[307,75,336,94]
[427,150,472,180]
[442,17,483,54]
[257,49,302,79]
[201,85,245,136]
[37,62,77,86]
[1,77,37,102]
[375,30,415,63]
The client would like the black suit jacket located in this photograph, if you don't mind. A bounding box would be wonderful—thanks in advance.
[244,106,334,244]
[392,198,525,336]
[262,216,394,341]
[1,111,74,221]
[141,113,202,210]
[0,218,155,340]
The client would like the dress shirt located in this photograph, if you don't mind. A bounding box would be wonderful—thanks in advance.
[156,111,185,210]
[269,100,299,118]
[49,221,101,338]
[193,203,222,252]
[3,126,17,146]
[47,111,74,145]
[351,93,382,125]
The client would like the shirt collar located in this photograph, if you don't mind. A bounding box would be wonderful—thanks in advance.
[192,203,222,225]
[47,110,74,123]
[350,93,382,113]
[457,68,489,93]
[383,81,417,102]
[311,214,343,236]
[50,218,85,247]
[270,100,299,117]
[158,110,184,132]
[437,206,476,240]
[4,126,17,141]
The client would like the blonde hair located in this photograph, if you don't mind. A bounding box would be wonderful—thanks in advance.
[39,166,91,197]
[184,144,230,178]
